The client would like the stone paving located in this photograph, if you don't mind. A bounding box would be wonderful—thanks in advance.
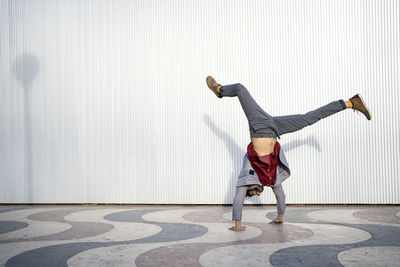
[0,205,399,267]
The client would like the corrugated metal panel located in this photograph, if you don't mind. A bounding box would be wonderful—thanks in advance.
[0,0,398,204]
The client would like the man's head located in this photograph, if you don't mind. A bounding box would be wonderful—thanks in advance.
[246,184,264,197]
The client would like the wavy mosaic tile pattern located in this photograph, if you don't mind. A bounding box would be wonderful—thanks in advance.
[0,205,399,266]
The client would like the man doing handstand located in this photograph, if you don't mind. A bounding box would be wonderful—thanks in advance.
[206,76,371,231]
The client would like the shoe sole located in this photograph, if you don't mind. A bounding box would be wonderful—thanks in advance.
[356,93,372,120]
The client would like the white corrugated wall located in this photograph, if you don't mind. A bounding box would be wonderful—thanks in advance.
[0,0,398,204]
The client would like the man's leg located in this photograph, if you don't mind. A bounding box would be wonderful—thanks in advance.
[206,76,371,137]
[219,83,271,123]
[272,100,347,136]
[206,77,278,138]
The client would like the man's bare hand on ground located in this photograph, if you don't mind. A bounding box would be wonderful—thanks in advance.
[269,218,284,224]
[228,226,247,231]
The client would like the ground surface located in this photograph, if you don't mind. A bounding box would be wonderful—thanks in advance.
[0,205,399,267]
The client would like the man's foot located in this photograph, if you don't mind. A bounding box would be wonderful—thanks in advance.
[349,94,371,120]
[206,76,222,98]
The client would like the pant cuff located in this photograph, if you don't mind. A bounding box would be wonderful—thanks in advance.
[219,86,225,97]
[339,99,347,110]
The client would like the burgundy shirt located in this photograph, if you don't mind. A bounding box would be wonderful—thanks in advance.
[247,141,281,186]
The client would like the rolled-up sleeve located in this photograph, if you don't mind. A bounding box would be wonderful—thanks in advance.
[232,186,248,221]
[271,183,286,214]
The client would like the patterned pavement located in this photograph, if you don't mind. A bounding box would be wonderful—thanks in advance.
[0,205,399,267]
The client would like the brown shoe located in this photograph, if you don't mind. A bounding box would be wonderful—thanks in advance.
[206,76,222,98]
[349,94,371,120]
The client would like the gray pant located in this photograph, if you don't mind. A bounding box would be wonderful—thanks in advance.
[220,83,346,138]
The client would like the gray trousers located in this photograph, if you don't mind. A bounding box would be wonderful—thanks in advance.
[220,83,346,138]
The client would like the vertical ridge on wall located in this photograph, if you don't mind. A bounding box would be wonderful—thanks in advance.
[0,0,398,204]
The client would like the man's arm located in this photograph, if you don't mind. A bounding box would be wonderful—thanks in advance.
[270,183,285,224]
[230,186,248,231]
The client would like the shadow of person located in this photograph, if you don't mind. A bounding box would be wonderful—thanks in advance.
[203,114,244,205]
[281,135,321,153]
[12,53,40,202]
[12,53,40,88]
[203,114,322,206]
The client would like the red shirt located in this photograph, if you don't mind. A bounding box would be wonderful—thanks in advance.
[247,141,280,186]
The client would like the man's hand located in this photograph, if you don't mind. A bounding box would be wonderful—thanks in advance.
[229,220,246,231]
[268,218,284,224]
[268,213,284,224]
[228,225,247,231]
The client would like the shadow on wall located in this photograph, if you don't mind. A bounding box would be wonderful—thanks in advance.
[203,114,321,205]
[12,53,40,203]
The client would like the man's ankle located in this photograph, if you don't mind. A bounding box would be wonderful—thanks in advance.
[345,100,353,109]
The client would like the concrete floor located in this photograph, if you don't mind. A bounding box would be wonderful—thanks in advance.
[0,205,399,267]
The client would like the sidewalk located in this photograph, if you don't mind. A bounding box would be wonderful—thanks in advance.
[0,205,399,266]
